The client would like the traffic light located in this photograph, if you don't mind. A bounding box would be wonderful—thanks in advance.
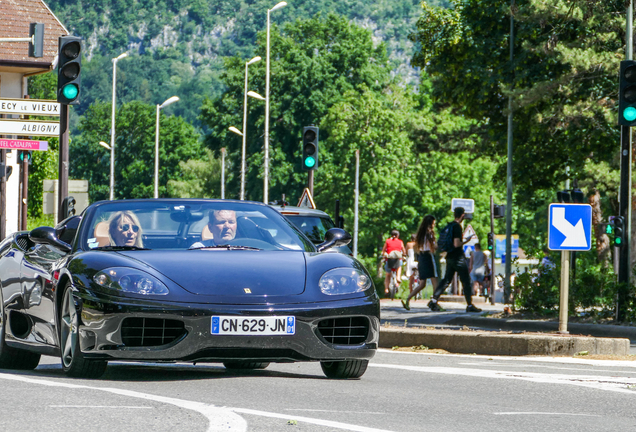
[613,216,626,247]
[619,60,636,126]
[29,23,44,58]
[557,190,571,203]
[0,163,12,180]
[302,126,319,171]
[57,36,82,105]
[61,196,76,219]
[18,150,32,165]
[493,204,506,219]
[487,232,494,251]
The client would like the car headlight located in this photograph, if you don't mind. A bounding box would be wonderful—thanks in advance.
[319,268,371,295]
[93,267,169,295]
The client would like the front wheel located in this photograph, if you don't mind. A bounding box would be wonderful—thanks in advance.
[320,360,368,379]
[59,283,107,378]
[0,290,40,370]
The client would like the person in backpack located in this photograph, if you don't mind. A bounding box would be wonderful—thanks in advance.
[381,229,407,295]
[428,207,482,313]
[402,215,438,310]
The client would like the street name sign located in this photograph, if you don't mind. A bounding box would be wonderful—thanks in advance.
[0,139,48,151]
[0,119,59,137]
[0,98,60,116]
[548,203,592,251]
[451,198,474,213]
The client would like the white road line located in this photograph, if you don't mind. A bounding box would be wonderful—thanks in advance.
[284,409,386,415]
[48,405,152,409]
[493,412,601,417]
[230,407,395,432]
[0,372,246,432]
[457,362,636,374]
[369,363,636,394]
[0,372,397,432]
[378,348,636,368]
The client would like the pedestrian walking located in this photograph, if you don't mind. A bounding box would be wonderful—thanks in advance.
[405,233,418,293]
[469,243,489,296]
[401,215,438,310]
[381,229,406,296]
[428,207,482,312]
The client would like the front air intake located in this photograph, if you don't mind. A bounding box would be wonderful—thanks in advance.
[121,317,186,347]
[317,316,369,345]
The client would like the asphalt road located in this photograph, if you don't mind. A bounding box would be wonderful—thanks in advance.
[1,352,636,432]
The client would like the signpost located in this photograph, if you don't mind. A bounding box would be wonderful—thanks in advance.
[462,224,478,258]
[451,198,474,213]
[0,98,61,116]
[547,203,593,333]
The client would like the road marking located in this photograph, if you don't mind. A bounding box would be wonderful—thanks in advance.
[48,405,152,409]
[231,407,395,432]
[0,371,396,432]
[370,364,636,394]
[493,412,601,417]
[284,408,386,415]
[457,362,636,374]
[0,372,246,432]
[378,349,636,368]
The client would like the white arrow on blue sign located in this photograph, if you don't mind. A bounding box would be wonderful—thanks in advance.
[547,203,592,251]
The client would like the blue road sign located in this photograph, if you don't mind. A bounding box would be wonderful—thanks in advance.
[548,204,592,251]
[495,235,519,259]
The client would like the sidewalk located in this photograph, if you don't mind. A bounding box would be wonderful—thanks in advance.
[379,297,635,356]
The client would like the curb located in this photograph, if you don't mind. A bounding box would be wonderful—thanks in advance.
[379,327,630,356]
[446,317,636,342]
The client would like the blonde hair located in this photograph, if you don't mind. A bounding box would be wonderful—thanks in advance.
[107,211,144,247]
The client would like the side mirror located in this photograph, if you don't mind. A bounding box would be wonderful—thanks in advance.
[29,226,71,253]
[317,228,352,252]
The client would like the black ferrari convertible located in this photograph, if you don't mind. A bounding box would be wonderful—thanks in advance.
[0,199,379,379]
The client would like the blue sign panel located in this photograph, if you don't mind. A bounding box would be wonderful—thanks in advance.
[495,235,519,259]
[548,204,592,251]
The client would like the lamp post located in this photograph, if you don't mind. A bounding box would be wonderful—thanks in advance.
[264,1,287,204]
[154,96,180,198]
[241,56,262,200]
[110,52,128,201]
[229,90,265,200]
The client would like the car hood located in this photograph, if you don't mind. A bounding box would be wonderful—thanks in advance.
[119,250,307,298]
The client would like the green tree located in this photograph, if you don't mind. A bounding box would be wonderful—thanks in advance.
[70,101,205,201]
[200,13,391,203]
[167,149,224,198]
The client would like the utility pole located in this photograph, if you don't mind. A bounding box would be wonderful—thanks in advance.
[504,0,516,304]
[57,104,69,224]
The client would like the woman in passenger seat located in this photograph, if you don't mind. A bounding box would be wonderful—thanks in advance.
[107,211,144,247]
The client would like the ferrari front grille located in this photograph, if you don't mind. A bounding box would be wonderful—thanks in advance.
[121,317,186,347]
[317,316,369,345]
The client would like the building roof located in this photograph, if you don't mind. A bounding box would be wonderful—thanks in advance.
[0,0,68,74]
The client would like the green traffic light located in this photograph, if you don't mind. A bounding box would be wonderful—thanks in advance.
[62,83,79,100]
[304,156,316,168]
[606,225,613,234]
[616,237,622,245]
[624,106,636,121]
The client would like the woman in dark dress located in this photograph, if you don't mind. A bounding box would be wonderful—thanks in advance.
[402,215,439,310]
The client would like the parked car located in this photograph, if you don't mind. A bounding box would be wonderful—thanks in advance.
[0,199,379,379]
[271,205,353,255]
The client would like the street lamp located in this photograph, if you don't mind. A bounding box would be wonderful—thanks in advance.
[229,90,265,201]
[154,96,180,198]
[99,141,111,151]
[241,56,261,200]
[264,1,287,204]
[110,52,128,200]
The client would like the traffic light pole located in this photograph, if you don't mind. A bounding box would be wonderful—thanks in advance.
[617,2,634,321]
[58,104,69,224]
[20,156,28,231]
[307,170,314,198]
[0,149,5,239]
[490,195,495,305]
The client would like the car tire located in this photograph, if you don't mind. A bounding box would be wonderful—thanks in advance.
[320,359,368,379]
[59,283,107,378]
[0,289,40,370]
[223,361,270,370]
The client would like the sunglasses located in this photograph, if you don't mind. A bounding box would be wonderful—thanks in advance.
[119,224,140,233]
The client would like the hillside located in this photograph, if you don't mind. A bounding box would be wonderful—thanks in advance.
[45,0,448,126]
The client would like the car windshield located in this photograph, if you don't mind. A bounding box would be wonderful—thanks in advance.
[285,215,334,243]
[79,200,315,252]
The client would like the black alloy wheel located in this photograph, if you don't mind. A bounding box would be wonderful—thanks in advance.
[59,283,107,378]
[0,287,40,370]
[320,359,368,379]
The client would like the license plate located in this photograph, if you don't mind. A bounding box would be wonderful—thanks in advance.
[211,316,296,335]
